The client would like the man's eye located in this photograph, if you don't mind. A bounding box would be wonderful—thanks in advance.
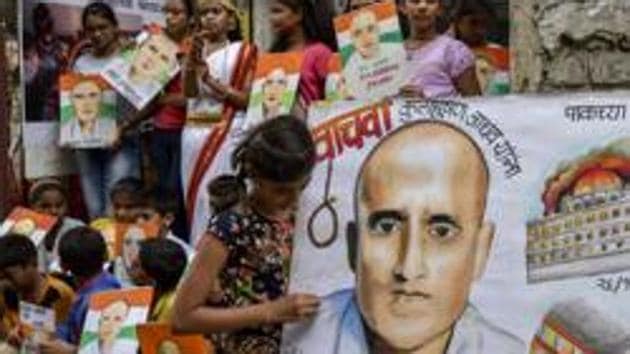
[429,223,460,240]
[369,217,401,236]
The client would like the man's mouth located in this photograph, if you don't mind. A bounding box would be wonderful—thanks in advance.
[390,288,432,315]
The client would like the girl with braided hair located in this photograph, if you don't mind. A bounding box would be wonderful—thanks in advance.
[173,115,319,353]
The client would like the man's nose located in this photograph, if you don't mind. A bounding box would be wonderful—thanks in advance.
[393,218,427,282]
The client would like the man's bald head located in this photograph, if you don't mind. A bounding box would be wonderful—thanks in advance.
[358,121,490,223]
[351,121,494,351]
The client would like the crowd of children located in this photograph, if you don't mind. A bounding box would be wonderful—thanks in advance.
[1,0,507,352]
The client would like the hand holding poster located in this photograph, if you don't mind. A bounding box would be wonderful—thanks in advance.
[0,207,58,246]
[137,323,211,354]
[78,287,153,354]
[59,73,117,148]
[244,52,303,130]
[102,29,180,110]
[282,93,630,354]
[334,2,407,101]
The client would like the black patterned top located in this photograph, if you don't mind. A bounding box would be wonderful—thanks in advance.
[207,208,293,354]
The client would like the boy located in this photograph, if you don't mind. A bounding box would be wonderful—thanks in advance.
[40,227,120,353]
[137,187,193,257]
[0,234,75,338]
[110,177,145,224]
[136,238,187,322]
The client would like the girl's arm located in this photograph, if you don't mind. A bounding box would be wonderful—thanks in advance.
[182,35,205,98]
[455,66,481,97]
[200,66,253,110]
[172,233,320,334]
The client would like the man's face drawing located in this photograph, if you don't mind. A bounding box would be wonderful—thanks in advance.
[350,11,380,60]
[98,300,129,344]
[130,34,178,85]
[262,68,288,117]
[123,226,146,270]
[71,80,102,125]
[354,123,494,351]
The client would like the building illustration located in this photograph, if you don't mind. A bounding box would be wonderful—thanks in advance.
[526,139,630,283]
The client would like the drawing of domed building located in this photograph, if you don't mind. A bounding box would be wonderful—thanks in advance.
[527,143,630,283]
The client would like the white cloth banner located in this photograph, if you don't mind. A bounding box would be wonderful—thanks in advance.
[283,92,630,353]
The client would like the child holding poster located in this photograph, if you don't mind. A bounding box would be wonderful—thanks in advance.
[398,0,481,98]
[268,0,337,110]
[244,53,303,130]
[181,0,257,244]
[335,2,408,100]
[71,2,141,220]
[173,116,320,353]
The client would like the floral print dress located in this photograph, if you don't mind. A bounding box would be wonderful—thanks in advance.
[207,209,294,354]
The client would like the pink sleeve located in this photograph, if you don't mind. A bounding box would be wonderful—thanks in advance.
[446,39,476,79]
[312,43,333,81]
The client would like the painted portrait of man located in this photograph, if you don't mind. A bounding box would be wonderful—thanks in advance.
[97,300,130,354]
[315,121,526,353]
[350,10,381,60]
[128,33,179,86]
[262,68,289,120]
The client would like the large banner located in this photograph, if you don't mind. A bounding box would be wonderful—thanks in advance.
[22,0,163,178]
[283,93,630,353]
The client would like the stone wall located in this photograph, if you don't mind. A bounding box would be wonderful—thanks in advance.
[511,0,630,93]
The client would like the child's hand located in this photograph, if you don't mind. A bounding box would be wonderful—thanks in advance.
[39,338,76,354]
[266,293,320,324]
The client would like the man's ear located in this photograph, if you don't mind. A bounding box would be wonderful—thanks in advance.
[473,221,494,280]
[163,213,175,227]
[346,222,358,273]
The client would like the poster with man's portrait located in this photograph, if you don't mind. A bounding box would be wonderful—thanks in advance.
[244,52,303,130]
[102,28,180,110]
[137,323,211,354]
[58,73,116,148]
[0,207,58,246]
[334,2,407,101]
[19,301,56,354]
[78,287,153,354]
[324,54,353,103]
[282,93,630,354]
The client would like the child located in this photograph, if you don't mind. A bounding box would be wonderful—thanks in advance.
[0,235,75,348]
[398,0,481,98]
[28,178,84,270]
[268,0,337,114]
[173,115,320,353]
[136,238,188,322]
[110,177,145,224]
[72,2,141,219]
[451,0,509,95]
[137,188,194,257]
[41,227,121,353]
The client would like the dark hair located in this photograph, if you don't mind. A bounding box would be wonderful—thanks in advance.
[208,115,316,211]
[144,187,178,217]
[0,235,38,270]
[58,227,107,278]
[28,180,67,206]
[81,2,119,28]
[270,0,338,52]
[451,0,495,21]
[207,175,246,214]
[110,177,144,203]
[139,238,187,292]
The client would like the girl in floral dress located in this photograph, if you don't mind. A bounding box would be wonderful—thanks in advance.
[173,115,319,353]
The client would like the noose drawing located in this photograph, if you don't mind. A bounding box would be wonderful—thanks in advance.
[307,158,339,248]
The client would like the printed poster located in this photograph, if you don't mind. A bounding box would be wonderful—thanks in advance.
[334,2,407,101]
[19,301,56,354]
[59,73,117,148]
[0,207,58,246]
[282,92,630,353]
[244,52,303,130]
[113,222,160,285]
[325,54,353,103]
[137,324,211,354]
[102,29,180,110]
[78,287,153,354]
